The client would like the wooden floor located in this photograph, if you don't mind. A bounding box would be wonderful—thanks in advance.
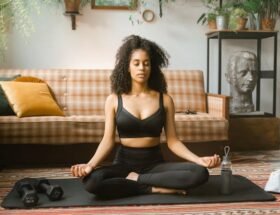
[0,150,280,215]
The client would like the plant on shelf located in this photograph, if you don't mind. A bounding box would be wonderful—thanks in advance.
[214,3,231,30]
[242,0,262,30]
[259,0,280,30]
[228,4,249,30]
[197,0,231,30]
[242,0,263,15]
[197,0,219,29]
[227,0,280,31]
[197,11,218,29]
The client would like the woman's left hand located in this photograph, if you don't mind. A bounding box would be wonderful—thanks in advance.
[198,154,221,168]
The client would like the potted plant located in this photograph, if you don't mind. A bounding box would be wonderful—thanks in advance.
[0,0,91,62]
[260,0,280,30]
[197,0,220,30]
[64,0,81,13]
[228,7,248,30]
[56,0,90,13]
[215,4,231,30]
[0,0,36,61]
[197,12,217,30]
[242,0,262,30]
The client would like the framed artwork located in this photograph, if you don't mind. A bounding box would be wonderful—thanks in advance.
[92,0,137,10]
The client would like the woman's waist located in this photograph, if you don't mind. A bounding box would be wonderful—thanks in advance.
[119,137,160,148]
[114,143,163,166]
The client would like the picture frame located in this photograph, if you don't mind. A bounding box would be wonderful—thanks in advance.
[92,0,137,10]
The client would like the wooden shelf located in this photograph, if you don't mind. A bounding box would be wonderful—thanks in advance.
[206,30,278,39]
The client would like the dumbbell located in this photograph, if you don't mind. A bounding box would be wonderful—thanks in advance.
[35,178,63,201]
[15,180,39,207]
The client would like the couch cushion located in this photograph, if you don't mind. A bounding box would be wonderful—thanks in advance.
[66,70,112,115]
[0,69,67,114]
[0,75,20,116]
[0,115,119,144]
[164,70,206,113]
[0,82,64,117]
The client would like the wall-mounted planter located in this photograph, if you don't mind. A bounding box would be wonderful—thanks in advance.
[64,0,81,30]
[64,0,81,13]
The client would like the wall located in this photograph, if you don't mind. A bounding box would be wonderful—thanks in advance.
[1,0,280,116]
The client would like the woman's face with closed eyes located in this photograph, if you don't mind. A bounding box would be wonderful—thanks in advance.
[129,49,151,84]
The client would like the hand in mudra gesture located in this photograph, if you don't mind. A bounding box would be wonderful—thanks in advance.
[199,154,221,168]
[71,164,93,177]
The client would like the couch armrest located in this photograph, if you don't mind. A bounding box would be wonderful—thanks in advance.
[206,93,230,120]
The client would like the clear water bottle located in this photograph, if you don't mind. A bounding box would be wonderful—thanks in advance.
[221,146,232,195]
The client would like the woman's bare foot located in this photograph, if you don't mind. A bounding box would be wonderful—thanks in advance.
[126,172,139,181]
[152,187,187,195]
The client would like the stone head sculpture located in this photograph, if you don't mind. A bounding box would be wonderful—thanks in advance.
[225,51,258,113]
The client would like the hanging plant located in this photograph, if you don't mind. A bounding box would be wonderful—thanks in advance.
[0,0,46,61]
[0,0,91,62]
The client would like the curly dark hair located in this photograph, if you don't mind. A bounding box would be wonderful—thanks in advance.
[110,35,169,95]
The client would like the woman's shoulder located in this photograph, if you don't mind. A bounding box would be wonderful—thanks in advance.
[105,94,119,107]
[162,93,174,107]
[162,93,173,101]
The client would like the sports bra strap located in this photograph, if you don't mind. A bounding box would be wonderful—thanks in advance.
[160,93,164,109]
[117,95,123,115]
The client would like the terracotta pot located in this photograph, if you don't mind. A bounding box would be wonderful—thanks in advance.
[208,20,217,30]
[64,0,81,13]
[261,18,276,31]
[236,18,247,30]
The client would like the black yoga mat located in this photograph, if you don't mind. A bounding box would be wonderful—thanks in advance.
[1,175,275,209]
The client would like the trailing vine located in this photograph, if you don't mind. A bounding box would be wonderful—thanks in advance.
[0,0,90,62]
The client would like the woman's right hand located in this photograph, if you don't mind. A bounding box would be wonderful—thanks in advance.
[71,163,93,177]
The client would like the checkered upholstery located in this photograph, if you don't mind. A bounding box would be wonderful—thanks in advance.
[0,69,229,144]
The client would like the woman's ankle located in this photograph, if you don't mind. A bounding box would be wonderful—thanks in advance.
[126,172,139,181]
[151,186,187,195]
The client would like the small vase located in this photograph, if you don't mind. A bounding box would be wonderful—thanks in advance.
[254,13,261,30]
[248,13,255,30]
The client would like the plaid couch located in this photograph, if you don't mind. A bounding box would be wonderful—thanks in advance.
[0,69,229,145]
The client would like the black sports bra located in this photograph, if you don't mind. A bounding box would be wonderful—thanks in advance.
[116,93,165,138]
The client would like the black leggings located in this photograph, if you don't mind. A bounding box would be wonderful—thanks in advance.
[83,145,209,199]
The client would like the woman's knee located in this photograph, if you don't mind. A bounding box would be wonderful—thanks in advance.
[179,165,209,189]
[193,165,209,185]
[82,172,104,194]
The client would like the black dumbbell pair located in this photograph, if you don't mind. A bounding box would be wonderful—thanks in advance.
[15,178,64,207]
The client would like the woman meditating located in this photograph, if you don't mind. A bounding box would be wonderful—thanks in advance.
[71,35,221,199]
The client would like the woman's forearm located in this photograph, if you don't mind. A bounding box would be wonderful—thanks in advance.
[87,139,115,168]
[168,141,202,165]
